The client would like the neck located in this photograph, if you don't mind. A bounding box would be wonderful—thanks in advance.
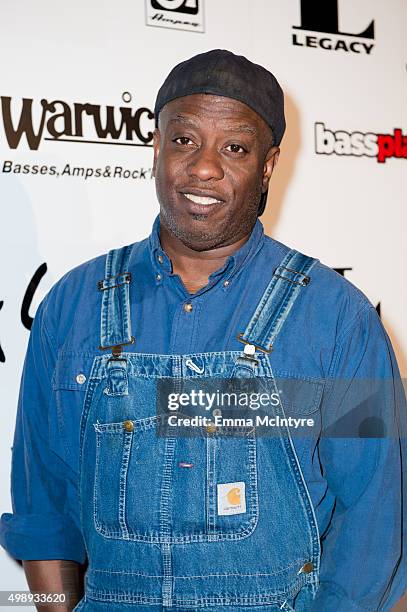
[159,222,251,294]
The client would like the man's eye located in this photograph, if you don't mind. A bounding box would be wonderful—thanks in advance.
[174,137,193,145]
[226,144,246,153]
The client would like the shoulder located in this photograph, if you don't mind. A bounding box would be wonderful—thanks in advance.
[42,252,106,316]
[262,234,374,338]
[44,237,148,306]
[39,237,148,346]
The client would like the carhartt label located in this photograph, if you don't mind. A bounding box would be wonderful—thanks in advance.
[217,481,246,515]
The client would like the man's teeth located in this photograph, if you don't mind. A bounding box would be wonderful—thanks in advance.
[184,193,221,205]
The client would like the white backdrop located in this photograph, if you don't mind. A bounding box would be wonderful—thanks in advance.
[1,0,406,606]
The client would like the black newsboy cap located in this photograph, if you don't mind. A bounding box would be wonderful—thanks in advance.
[154,49,286,147]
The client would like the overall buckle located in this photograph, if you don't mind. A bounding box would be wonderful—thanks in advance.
[99,336,135,359]
[236,333,272,354]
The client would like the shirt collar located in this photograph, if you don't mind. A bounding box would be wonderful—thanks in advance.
[148,214,265,282]
[149,214,173,273]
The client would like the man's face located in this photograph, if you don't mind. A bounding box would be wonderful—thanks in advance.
[153,94,279,251]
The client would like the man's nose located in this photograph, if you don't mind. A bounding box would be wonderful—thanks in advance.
[187,146,224,181]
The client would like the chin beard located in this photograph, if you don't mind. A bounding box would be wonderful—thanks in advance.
[159,194,259,251]
[161,213,222,251]
[190,213,208,221]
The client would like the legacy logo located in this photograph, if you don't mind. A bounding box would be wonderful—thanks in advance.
[315,123,407,163]
[293,0,375,55]
[0,92,154,151]
[145,0,204,32]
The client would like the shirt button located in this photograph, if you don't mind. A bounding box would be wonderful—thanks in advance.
[123,420,134,432]
[212,408,222,417]
[205,422,217,434]
[76,373,86,384]
[156,273,162,281]
[184,302,193,313]
[157,254,164,264]
[299,562,314,574]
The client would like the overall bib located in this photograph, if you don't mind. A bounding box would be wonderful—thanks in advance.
[75,245,321,611]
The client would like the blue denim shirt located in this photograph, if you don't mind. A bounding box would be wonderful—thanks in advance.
[1,215,406,610]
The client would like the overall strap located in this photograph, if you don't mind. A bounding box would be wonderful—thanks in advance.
[238,249,318,358]
[98,244,135,356]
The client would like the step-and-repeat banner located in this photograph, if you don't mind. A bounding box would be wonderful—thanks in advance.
[1,0,406,599]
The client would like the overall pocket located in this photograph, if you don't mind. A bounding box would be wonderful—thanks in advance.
[93,415,160,541]
[203,426,258,540]
[92,405,259,542]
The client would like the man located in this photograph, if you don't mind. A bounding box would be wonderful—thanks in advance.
[1,50,406,611]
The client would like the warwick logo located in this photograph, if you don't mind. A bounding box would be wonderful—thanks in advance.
[0,92,154,151]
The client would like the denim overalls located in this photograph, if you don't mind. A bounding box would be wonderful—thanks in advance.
[74,243,320,611]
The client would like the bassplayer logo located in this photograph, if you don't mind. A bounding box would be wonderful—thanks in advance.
[0,94,155,151]
[315,123,407,163]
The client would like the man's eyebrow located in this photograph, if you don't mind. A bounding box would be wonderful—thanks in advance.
[168,115,197,128]
[168,115,257,136]
[224,124,257,136]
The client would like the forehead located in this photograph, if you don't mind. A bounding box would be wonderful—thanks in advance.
[159,93,268,133]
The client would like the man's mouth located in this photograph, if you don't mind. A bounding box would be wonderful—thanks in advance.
[183,193,222,206]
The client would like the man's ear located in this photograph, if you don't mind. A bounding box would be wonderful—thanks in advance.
[262,146,280,193]
[152,128,160,177]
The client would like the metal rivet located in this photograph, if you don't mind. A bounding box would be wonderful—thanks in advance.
[156,273,162,281]
[223,280,230,287]
[76,373,86,384]
[205,422,217,434]
[184,302,193,313]
[299,561,314,574]
[212,408,222,417]
[123,420,134,432]
[157,254,164,264]
[243,344,256,356]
